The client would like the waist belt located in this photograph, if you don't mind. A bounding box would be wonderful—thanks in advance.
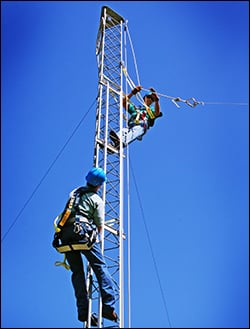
[56,242,93,253]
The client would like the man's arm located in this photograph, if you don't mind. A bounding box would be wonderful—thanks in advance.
[150,87,161,117]
[123,86,142,109]
[154,99,160,117]
[97,225,103,234]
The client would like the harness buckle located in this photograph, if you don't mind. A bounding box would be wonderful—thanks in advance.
[73,222,82,234]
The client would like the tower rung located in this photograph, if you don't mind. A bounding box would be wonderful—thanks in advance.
[96,137,125,158]
[104,223,126,239]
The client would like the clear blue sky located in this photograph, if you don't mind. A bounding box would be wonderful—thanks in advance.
[1,1,249,328]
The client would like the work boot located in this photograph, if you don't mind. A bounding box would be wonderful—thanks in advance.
[102,307,118,322]
[78,312,98,326]
[109,130,120,148]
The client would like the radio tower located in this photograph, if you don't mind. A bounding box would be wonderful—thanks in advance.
[86,6,129,328]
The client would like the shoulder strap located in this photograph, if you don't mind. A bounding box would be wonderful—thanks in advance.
[56,186,92,231]
[145,105,155,119]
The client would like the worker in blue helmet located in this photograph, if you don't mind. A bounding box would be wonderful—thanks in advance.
[58,167,118,324]
[109,86,163,148]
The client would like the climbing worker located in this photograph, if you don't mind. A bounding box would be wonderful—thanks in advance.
[110,85,162,148]
[53,167,118,324]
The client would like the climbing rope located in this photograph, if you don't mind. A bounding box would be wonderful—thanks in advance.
[122,64,205,109]
[141,88,205,108]
[126,25,141,87]
[123,68,248,110]
[124,26,248,110]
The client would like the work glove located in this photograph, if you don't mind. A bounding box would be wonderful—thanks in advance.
[149,87,159,102]
[132,86,142,95]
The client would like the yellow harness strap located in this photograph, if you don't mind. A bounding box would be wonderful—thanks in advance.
[56,195,76,230]
[57,209,71,229]
[54,215,62,233]
[145,105,155,119]
[54,254,71,270]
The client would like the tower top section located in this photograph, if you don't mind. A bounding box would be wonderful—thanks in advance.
[98,6,125,32]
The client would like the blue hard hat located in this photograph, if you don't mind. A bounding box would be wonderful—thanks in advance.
[143,91,153,99]
[85,167,107,186]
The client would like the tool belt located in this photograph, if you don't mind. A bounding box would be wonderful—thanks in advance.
[129,112,148,127]
[52,215,98,253]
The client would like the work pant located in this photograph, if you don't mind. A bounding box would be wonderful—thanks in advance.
[65,243,116,315]
[117,122,147,146]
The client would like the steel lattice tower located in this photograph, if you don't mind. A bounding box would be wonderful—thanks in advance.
[86,6,128,328]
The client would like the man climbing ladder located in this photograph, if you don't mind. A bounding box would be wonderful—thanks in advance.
[53,168,118,325]
[110,85,163,148]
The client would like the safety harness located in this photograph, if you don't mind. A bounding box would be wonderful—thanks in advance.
[52,187,99,269]
[129,105,163,129]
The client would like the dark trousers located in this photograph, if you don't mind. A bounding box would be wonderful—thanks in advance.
[65,242,116,315]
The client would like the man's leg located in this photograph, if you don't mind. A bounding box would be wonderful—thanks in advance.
[65,251,89,321]
[83,244,118,321]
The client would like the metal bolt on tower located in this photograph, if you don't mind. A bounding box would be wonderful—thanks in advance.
[86,6,129,328]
